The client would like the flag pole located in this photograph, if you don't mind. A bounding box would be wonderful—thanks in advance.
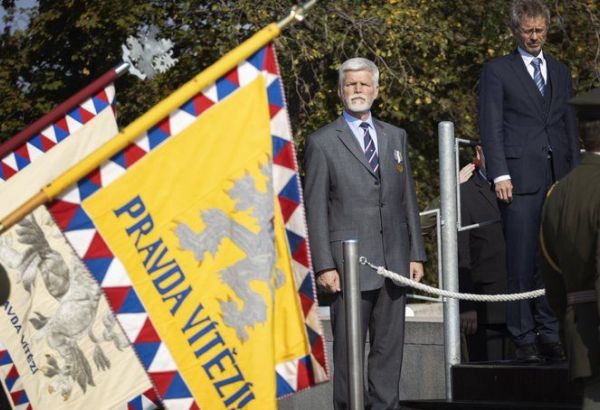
[0,63,128,159]
[0,1,317,234]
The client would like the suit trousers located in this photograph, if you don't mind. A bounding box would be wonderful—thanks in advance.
[330,279,407,410]
[500,158,559,346]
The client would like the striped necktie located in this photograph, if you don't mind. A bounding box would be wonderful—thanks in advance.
[359,122,379,173]
[531,58,545,96]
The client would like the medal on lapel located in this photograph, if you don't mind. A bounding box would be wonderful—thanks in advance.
[394,149,404,173]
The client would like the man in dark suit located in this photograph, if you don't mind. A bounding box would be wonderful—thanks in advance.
[479,0,579,362]
[304,57,426,410]
[540,88,600,409]
[458,144,508,362]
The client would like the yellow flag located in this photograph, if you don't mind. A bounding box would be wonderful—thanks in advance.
[47,43,328,409]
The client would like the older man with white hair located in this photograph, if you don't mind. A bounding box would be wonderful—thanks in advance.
[303,57,426,410]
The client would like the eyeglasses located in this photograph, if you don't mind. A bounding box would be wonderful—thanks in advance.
[519,27,547,37]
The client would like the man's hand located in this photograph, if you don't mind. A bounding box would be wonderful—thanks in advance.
[460,310,478,335]
[316,269,341,293]
[495,179,513,202]
[409,262,424,282]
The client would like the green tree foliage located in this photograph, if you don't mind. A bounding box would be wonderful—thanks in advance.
[1,0,599,286]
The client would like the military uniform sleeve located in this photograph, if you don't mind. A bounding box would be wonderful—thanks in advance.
[540,192,567,318]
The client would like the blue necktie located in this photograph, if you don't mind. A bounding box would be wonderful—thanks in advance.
[360,122,379,173]
[531,58,545,96]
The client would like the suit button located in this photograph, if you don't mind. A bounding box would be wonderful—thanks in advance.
[380,229,383,234]
[380,203,385,208]
[374,180,380,186]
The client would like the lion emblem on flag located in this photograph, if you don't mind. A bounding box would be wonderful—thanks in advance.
[175,162,285,342]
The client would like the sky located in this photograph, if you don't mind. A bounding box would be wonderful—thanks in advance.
[0,0,37,33]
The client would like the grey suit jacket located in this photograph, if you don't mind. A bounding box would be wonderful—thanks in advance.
[304,115,426,291]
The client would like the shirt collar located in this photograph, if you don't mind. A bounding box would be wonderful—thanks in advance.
[518,47,545,65]
[343,110,374,129]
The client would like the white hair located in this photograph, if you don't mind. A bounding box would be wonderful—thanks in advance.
[338,58,379,88]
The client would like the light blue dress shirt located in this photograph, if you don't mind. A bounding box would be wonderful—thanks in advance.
[342,110,378,153]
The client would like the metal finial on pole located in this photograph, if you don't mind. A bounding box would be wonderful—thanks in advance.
[277,0,318,29]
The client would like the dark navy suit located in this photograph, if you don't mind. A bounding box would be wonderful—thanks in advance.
[479,49,579,347]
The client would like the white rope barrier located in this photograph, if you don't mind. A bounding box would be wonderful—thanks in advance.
[359,257,546,302]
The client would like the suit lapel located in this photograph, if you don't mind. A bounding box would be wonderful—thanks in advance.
[508,50,544,117]
[335,116,377,178]
[374,119,390,179]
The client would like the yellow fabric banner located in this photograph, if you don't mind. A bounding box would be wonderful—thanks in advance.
[80,75,308,409]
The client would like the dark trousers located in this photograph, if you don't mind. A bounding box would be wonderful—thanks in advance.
[330,279,407,410]
[500,160,559,346]
[464,324,510,362]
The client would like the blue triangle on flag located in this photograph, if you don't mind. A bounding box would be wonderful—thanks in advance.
[279,175,301,203]
[164,372,192,399]
[147,125,170,150]
[276,372,295,398]
[267,78,284,108]
[77,177,101,201]
[85,257,113,283]
[306,323,320,347]
[216,77,239,101]
[110,150,127,169]
[272,135,287,158]
[67,107,83,124]
[92,96,110,113]
[29,134,44,151]
[15,390,29,405]
[299,272,315,298]
[247,47,267,71]
[119,288,146,313]
[180,99,197,116]
[135,341,161,369]
[127,396,143,410]
[65,207,94,231]
[4,375,16,391]
[53,124,70,142]
[285,229,303,255]
[0,352,12,366]
[14,152,30,170]
[0,166,4,180]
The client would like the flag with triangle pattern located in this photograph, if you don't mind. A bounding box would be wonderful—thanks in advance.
[45,43,328,409]
[0,85,161,409]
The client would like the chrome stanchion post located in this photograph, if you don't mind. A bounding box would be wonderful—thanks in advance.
[439,121,460,400]
[342,239,363,410]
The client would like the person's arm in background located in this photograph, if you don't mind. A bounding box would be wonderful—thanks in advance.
[458,181,477,335]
